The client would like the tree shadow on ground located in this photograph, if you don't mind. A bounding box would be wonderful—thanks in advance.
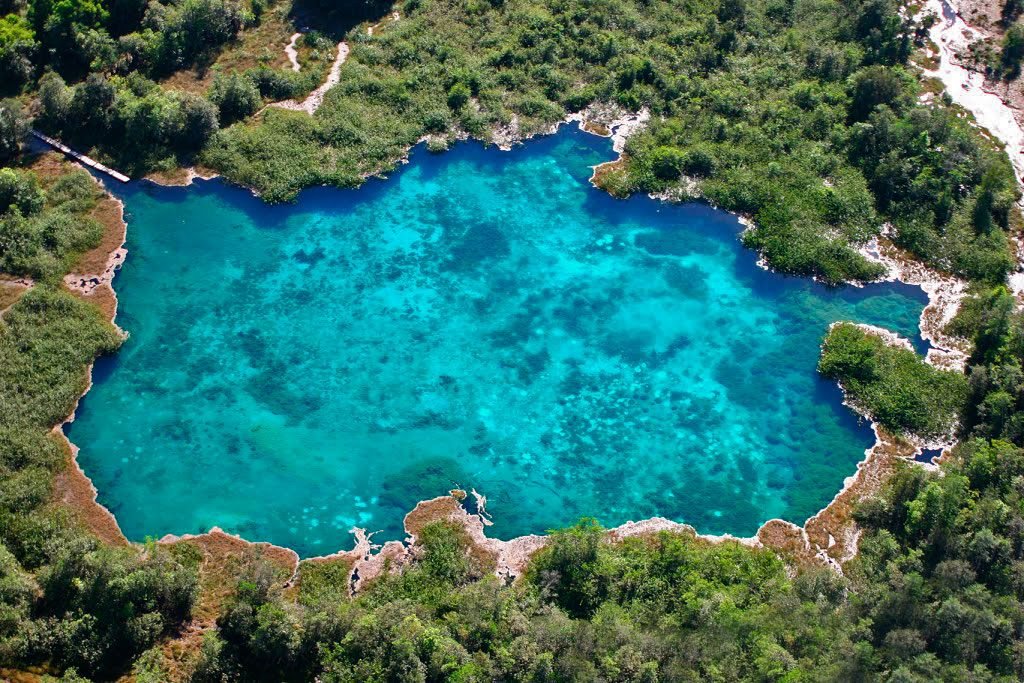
[287,0,393,38]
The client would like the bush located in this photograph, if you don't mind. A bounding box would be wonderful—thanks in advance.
[209,72,261,124]
[0,100,29,163]
[247,66,301,100]
[0,168,43,215]
[682,146,715,176]
[447,82,471,110]
[1000,23,1024,78]
[0,14,36,93]
[0,167,102,280]
[848,65,909,121]
[649,145,685,180]
[36,71,71,131]
[38,544,198,677]
[147,0,245,74]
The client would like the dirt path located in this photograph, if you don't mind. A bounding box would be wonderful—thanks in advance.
[284,32,302,72]
[269,13,400,115]
[270,40,350,114]
[368,11,400,36]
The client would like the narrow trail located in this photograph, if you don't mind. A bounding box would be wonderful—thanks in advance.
[284,32,302,72]
[368,11,400,36]
[271,41,350,114]
[270,12,399,115]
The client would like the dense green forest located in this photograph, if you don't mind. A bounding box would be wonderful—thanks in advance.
[3,0,1024,676]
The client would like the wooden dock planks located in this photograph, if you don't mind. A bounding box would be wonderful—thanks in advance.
[31,130,130,183]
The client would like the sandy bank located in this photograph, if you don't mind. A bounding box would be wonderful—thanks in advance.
[52,172,131,547]
[858,232,972,371]
[490,104,650,153]
[145,166,221,188]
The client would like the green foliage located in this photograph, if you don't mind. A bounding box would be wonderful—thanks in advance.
[0,0,1012,287]
[944,286,1024,444]
[36,70,71,130]
[196,556,302,681]
[66,72,115,141]
[0,168,42,215]
[0,0,1021,678]
[849,105,1018,283]
[25,0,245,78]
[184,435,1024,682]
[3,0,1009,288]
[191,0,1018,287]
[0,282,197,678]
[0,166,103,280]
[36,73,221,172]
[0,287,120,430]
[447,81,471,110]
[1005,0,1023,25]
[36,543,198,676]
[247,65,320,101]
[209,71,261,124]
[1000,22,1024,79]
[198,518,857,681]
[819,322,968,438]
[528,518,608,617]
[850,439,1024,678]
[648,145,686,181]
[0,14,36,92]
[145,0,247,75]
[189,0,897,224]
[28,0,109,75]
[0,99,29,163]
[297,559,352,607]
[848,65,911,120]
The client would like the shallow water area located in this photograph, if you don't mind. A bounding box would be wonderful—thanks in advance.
[67,128,928,555]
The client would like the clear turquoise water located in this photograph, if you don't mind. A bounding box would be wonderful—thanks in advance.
[66,128,928,555]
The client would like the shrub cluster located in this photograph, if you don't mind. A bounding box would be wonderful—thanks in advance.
[0,166,103,279]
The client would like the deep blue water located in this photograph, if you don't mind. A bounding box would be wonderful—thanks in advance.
[66,127,928,555]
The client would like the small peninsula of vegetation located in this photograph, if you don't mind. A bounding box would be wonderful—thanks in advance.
[3,0,1024,676]
[820,322,969,440]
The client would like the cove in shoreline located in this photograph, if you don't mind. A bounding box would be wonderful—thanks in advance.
[65,127,930,557]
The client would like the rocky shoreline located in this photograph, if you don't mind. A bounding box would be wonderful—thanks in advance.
[53,0,1024,598]
[56,136,955,592]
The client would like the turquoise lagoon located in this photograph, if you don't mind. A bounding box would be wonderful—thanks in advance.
[66,128,928,555]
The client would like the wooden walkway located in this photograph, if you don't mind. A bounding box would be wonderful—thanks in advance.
[31,130,130,183]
